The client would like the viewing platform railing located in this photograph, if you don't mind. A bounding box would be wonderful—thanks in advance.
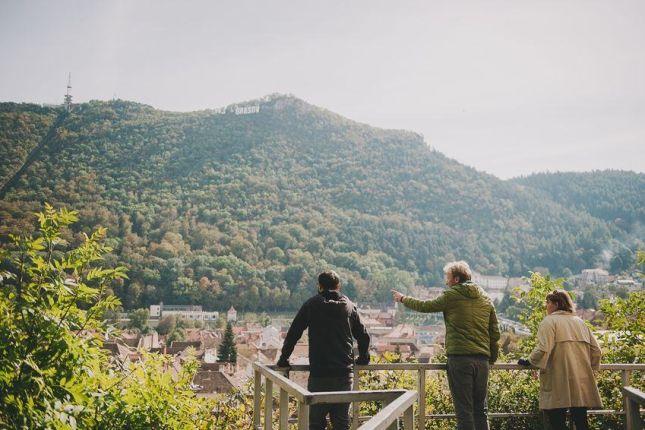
[253,362,644,430]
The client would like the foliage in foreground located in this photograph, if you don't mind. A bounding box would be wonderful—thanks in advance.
[0,205,218,429]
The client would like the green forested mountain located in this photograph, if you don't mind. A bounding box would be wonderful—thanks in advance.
[0,95,634,311]
[511,170,644,273]
[511,170,644,231]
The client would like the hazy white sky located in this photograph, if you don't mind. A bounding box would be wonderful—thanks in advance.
[1,0,644,178]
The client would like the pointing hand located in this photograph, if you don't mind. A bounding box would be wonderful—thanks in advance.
[391,290,405,303]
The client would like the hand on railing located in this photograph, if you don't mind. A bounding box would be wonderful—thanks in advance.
[276,357,291,370]
[355,355,370,365]
[517,358,531,366]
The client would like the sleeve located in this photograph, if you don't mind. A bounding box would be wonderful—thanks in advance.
[279,303,309,362]
[401,293,447,313]
[588,327,602,371]
[488,306,501,363]
[350,307,371,358]
[528,318,556,369]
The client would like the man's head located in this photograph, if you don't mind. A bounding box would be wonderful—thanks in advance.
[318,270,341,291]
[443,261,472,287]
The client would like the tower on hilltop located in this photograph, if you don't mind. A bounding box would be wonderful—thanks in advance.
[64,73,72,111]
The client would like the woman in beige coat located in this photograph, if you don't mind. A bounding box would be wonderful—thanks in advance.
[518,290,602,430]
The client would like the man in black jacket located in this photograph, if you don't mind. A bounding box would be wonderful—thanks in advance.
[277,271,370,430]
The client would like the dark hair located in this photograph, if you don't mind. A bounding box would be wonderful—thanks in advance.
[546,289,575,313]
[318,271,340,290]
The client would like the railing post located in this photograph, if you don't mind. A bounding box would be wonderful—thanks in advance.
[279,388,289,430]
[279,369,290,430]
[417,369,426,430]
[254,370,262,430]
[265,378,273,430]
[352,369,360,429]
[626,396,642,430]
[382,397,397,430]
[404,404,415,430]
[298,401,310,429]
[623,370,632,430]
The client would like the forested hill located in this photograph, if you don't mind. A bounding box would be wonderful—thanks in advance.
[511,171,645,232]
[0,95,632,311]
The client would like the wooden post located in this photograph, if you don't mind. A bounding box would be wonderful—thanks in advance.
[279,388,289,430]
[279,369,290,430]
[352,369,360,429]
[383,397,397,430]
[298,401,310,429]
[626,396,643,430]
[417,369,426,430]
[404,405,415,430]
[623,370,632,430]
[253,370,262,430]
[265,378,273,430]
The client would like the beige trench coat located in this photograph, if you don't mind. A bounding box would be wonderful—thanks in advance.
[529,310,603,410]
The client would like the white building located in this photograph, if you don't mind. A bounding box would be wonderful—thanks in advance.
[227,306,237,322]
[204,348,218,364]
[471,272,509,302]
[149,303,219,321]
[472,272,509,290]
[581,269,610,286]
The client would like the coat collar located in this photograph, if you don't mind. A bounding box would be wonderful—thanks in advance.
[551,310,574,316]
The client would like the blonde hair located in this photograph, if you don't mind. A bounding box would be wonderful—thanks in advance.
[443,261,472,283]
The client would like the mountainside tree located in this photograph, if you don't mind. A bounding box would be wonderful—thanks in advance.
[127,308,150,333]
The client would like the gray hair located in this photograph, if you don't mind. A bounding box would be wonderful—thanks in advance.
[443,261,472,283]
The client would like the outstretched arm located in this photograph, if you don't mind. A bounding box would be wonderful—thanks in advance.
[392,289,447,313]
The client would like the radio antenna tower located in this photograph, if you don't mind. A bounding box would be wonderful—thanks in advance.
[64,73,73,111]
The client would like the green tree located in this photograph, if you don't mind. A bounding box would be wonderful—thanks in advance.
[0,204,223,429]
[156,314,177,335]
[598,291,644,363]
[0,204,124,428]
[127,308,150,333]
[92,352,216,429]
[218,322,237,364]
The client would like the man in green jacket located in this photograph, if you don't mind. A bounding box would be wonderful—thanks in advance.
[392,260,500,430]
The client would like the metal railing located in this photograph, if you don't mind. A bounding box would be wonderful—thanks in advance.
[253,362,644,430]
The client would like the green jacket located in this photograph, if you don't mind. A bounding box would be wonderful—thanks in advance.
[402,281,500,362]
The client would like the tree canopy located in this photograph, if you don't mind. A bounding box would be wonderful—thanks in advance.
[0,96,641,311]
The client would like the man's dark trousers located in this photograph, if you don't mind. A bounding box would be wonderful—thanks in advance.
[447,355,490,430]
[308,375,353,430]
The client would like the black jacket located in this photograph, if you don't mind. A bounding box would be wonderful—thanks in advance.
[278,290,370,377]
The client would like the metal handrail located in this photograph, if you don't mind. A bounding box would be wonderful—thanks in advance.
[253,362,645,430]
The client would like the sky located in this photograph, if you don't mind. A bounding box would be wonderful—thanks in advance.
[1,0,644,178]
